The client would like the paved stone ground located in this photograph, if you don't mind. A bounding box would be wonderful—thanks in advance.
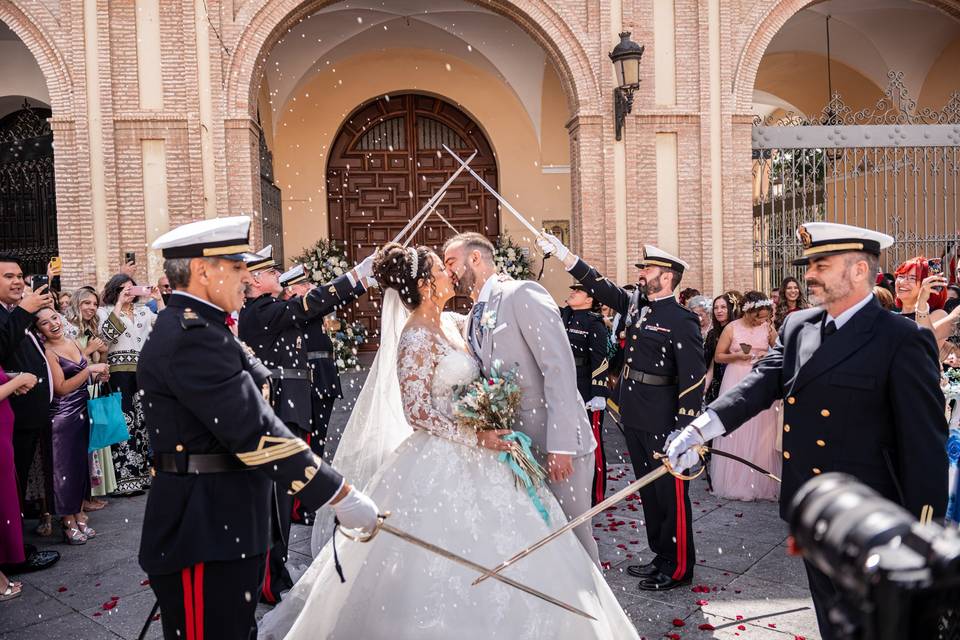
[5,366,819,639]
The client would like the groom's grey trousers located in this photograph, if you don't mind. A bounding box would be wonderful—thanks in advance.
[542,453,601,566]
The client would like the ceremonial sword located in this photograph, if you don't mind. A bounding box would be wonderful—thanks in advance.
[471,447,781,587]
[337,513,597,620]
[392,150,476,244]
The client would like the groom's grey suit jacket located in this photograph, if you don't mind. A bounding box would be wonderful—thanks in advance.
[467,277,595,458]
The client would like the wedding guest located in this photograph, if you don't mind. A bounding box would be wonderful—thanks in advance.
[774,276,810,330]
[894,257,954,348]
[57,291,72,312]
[98,274,159,495]
[704,291,742,404]
[63,288,114,507]
[145,275,171,313]
[709,291,780,501]
[36,308,110,544]
[874,285,896,310]
[686,295,713,338]
[678,287,701,307]
[1,367,39,599]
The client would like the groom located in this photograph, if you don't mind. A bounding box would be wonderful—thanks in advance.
[444,233,599,564]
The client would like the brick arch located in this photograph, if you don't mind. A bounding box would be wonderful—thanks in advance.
[731,0,960,113]
[224,0,601,121]
[0,1,73,116]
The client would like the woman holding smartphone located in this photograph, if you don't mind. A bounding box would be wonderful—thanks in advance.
[97,274,161,495]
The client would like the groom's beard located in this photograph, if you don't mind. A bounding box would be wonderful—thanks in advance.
[455,266,477,298]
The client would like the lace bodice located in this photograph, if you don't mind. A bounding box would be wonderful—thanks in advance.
[397,325,479,446]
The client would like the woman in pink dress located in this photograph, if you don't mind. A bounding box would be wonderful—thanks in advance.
[1,367,40,601]
[710,291,781,501]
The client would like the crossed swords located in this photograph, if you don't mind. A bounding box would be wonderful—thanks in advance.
[343,149,782,619]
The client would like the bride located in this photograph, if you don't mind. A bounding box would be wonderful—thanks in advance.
[259,243,639,639]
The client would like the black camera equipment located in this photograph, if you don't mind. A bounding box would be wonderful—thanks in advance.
[788,473,960,639]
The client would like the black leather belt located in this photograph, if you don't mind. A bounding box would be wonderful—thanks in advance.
[153,453,252,475]
[572,356,587,367]
[307,351,333,361]
[268,368,311,380]
[622,367,677,386]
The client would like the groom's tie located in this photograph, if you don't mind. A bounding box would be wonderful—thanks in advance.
[470,301,486,354]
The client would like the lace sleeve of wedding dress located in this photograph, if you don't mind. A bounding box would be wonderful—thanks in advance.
[397,327,477,447]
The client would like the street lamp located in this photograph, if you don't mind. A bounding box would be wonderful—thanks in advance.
[609,31,644,141]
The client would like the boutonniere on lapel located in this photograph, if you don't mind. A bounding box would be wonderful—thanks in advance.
[481,309,498,331]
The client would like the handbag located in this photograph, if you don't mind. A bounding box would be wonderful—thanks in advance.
[87,382,130,453]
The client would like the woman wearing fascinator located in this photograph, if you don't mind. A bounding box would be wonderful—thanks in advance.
[708,291,781,502]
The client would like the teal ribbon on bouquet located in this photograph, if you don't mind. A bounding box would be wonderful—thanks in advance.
[497,431,551,526]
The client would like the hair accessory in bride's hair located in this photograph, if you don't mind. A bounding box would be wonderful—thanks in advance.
[407,247,419,279]
[742,299,773,312]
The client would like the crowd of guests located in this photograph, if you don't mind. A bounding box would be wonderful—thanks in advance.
[0,256,165,602]
[593,258,960,504]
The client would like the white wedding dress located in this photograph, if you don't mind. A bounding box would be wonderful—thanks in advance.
[259,321,639,639]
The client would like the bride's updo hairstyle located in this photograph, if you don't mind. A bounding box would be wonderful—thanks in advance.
[372,242,437,311]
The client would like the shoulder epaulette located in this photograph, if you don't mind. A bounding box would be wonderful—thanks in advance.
[180,308,209,330]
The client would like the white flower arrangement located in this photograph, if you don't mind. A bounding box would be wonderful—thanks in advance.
[493,234,533,280]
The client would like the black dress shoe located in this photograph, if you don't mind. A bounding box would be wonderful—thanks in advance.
[0,549,60,575]
[626,562,659,578]
[637,570,691,591]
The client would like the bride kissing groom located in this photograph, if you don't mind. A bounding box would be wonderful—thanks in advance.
[259,235,638,639]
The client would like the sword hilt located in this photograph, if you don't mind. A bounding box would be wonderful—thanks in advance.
[653,445,708,482]
[336,511,392,543]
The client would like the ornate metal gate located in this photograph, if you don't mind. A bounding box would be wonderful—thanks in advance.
[752,72,960,291]
[259,125,284,267]
[0,102,58,275]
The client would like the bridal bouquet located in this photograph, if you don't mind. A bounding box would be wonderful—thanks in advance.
[453,362,550,524]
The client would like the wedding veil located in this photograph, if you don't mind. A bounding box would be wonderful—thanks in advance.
[309,287,413,555]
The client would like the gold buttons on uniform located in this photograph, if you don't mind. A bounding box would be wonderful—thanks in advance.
[816,439,826,447]
[175,444,184,452]
[783,451,791,459]
[812,468,821,475]
[783,424,790,432]
[820,409,830,417]
[787,396,796,405]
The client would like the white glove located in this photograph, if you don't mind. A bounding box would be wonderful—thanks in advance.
[665,413,726,472]
[364,274,379,289]
[332,486,380,533]
[586,396,606,412]
[536,231,570,262]
[354,254,375,282]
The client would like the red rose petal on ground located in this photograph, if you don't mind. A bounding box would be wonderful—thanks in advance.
[665,634,680,640]
[92,612,102,617]
[110,596,119,601]
[695,599,709,606]
[734,589,742,594]
[737,624,746,630]
[152,614,161,621]
[102,601,117,611]
[672,618,685,627]
[698,623,716,631]
[57,586,67,593]
[140,579,150,586]
[601,561,611,570]
[794,636,806,640]
[735,513,744,518]
[95,582,101,587]
[768,623,777,628]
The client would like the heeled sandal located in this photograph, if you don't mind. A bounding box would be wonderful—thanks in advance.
[61,523,87,545]
[0,578,22,602]
[35,514,53,537]
[76,521,96,539]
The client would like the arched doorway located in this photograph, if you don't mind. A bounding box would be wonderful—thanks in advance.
[327,93,499,344]
[0,101,57,275]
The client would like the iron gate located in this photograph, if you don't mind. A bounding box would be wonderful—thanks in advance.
[0,101,58,275]
[259,124,284,266]
[752,71,960,291]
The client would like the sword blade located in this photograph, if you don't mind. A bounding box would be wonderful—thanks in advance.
[377,522,597,621]
[707,449,781,483]
[401,191,448,247]
[392,150,477,244]
[441,145,541,238]
[472,464,671,586]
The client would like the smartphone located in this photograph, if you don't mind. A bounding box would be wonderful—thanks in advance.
[129,285,153,297]
[929,258,943,275]
[48,256,62,275]
[125,251,136,265]
[32,274,49,290]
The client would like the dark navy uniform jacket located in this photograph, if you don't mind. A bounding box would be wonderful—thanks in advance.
[569,258,706,434]
[561,306,610,403]
[137,294,343,575]
[238,276,362,430]
[710,298,947,521]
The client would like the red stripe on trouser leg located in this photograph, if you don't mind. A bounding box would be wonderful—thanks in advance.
[591,412,604,503]
[181,567,195,640]
[672,478,687,580]
[194,562,204,640]
[262,550,275,603]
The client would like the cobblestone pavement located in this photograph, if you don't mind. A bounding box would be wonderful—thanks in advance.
[4,368,819,639]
